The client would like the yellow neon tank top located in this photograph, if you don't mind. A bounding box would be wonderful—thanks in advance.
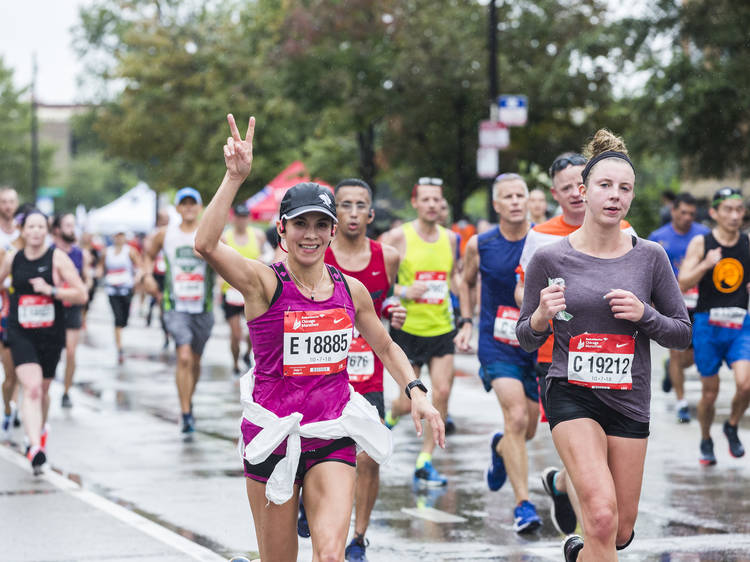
[399,221,454,336]
[222,228,260,294]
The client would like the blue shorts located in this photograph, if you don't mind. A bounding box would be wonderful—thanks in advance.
[479,360,539,401]
[692,312,750,376]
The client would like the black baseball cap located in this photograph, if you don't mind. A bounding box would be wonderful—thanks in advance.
[233,203,249,217]
[279,182,337,223]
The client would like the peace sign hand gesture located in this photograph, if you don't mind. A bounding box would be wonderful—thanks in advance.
[224,114,255,181]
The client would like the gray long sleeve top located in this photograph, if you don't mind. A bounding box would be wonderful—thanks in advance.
[516,236,692,422]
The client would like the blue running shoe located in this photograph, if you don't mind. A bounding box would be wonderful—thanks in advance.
[677,405,691,424]
[344,536,369,562]
[413,461,447,487]
[297,500,310,538]
[181,413,195,434]
[723,421,745,458]
[486,432,506,491]
[699,437,717,466]
[513,500,542,533]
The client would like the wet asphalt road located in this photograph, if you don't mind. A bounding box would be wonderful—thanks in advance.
[2,289,749,561]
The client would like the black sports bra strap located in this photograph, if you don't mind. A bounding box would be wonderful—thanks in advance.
[272,262,292,282]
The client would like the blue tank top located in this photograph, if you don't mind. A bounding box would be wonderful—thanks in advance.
[477,227,535,368]
[648,222,709,276]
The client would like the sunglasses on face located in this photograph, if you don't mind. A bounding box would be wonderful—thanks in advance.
[417,177,444,186]
[548,155,587,178]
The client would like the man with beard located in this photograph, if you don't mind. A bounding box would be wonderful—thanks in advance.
[52,213,92,409]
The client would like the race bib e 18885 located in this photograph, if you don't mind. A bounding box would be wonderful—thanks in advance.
[283,308,353,376]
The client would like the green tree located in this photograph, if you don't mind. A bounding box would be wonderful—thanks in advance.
[628,0,750,180]
[0,57,53,201]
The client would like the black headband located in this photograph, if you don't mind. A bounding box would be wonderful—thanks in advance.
[581,151,635,183]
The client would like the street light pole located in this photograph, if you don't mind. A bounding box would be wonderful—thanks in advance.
[487,0,499,222]
[30,53,39,203]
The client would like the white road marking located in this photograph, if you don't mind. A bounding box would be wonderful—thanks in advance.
[0,445,225,561]
[401,506,467,523]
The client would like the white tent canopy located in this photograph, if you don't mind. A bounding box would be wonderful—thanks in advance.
[84,182,157,235]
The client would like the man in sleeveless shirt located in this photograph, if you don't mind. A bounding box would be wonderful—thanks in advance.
[381,177,460,486]
[144,187,215,434]
[0,187,20,437]
[52,213,91,408]
[454,174,547,533]
[648,192,710,423]
[679,187,750,465]
[220,203,266,374]
[321,178,406,561]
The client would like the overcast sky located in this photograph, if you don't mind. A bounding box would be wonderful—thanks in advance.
[1,0,90,104]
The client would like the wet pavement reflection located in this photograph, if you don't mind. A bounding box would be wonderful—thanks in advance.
[3,290,749,561]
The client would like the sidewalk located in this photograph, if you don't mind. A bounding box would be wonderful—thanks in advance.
[0,444,225,562]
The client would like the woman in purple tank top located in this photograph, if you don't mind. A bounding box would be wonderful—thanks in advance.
[195,115,444,562]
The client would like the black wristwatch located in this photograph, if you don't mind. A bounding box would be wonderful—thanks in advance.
[457,316,473,329]
[405,379,428,399]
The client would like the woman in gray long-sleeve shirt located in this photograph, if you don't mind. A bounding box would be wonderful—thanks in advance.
[516,130,691,562]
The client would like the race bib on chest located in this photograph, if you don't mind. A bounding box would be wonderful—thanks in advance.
[415,271,447,304]
[708,307,746,329]
[682,286,698,310]
[568,333,634,390]
[225,287,245,307]
[106,268,130,287]
[283,308,353,376]
[348,331,375,382]
[18,294,55,329]
[493,306,520,346]
[174,273,205,302]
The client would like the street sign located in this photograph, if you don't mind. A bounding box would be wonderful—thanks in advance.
[38,186,65,198]
[497,95,528,126]
[477,147,499,179]
[479,121,510,150]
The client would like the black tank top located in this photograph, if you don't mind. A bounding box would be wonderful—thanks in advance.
[9,246,65,344]
[696,232,750,312]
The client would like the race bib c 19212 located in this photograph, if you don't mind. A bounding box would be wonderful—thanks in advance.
[567,333,634,390]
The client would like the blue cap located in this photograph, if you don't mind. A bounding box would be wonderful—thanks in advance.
[175,187,202,205]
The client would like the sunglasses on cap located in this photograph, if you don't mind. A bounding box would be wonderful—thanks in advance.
[712,187,743,207]
[548,155,587,178]
[417,177,444,186]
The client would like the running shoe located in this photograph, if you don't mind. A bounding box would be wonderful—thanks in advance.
[344,536,369,562]
[384,410,400,429]
[445,414,456,435]
[413,461,447,487]
[61,393,72,409]
[243,351,252,368]
[563,534,584,562]
[677,405,690,424]
[117,350,125,365]
[228,558,251,562]
[297,500,311,538]
[40,425,49,449]
[486,432,506,491]
[232,366,241,377]
[513,500,542,533]
[27,446,46,476]
[699,437,717,466]
[661,358,672,393]
[181,413,195,434]
[1,412,11,440]
[541,466,577,535]
[723,420,745,458]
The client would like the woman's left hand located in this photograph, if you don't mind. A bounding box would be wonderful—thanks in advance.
[605,289,645,322]
[410,392,446,449]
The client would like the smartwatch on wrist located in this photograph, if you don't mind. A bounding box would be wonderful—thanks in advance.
[457,316,473,329]
[50,287,58,299]
[405,379,428,399]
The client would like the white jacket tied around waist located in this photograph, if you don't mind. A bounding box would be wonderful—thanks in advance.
[239,372,393,505]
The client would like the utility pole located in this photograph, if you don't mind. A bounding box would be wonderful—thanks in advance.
[487,0,499,221]
[30,53,39,203]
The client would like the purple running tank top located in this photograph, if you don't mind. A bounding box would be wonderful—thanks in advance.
[242,262,356,453]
